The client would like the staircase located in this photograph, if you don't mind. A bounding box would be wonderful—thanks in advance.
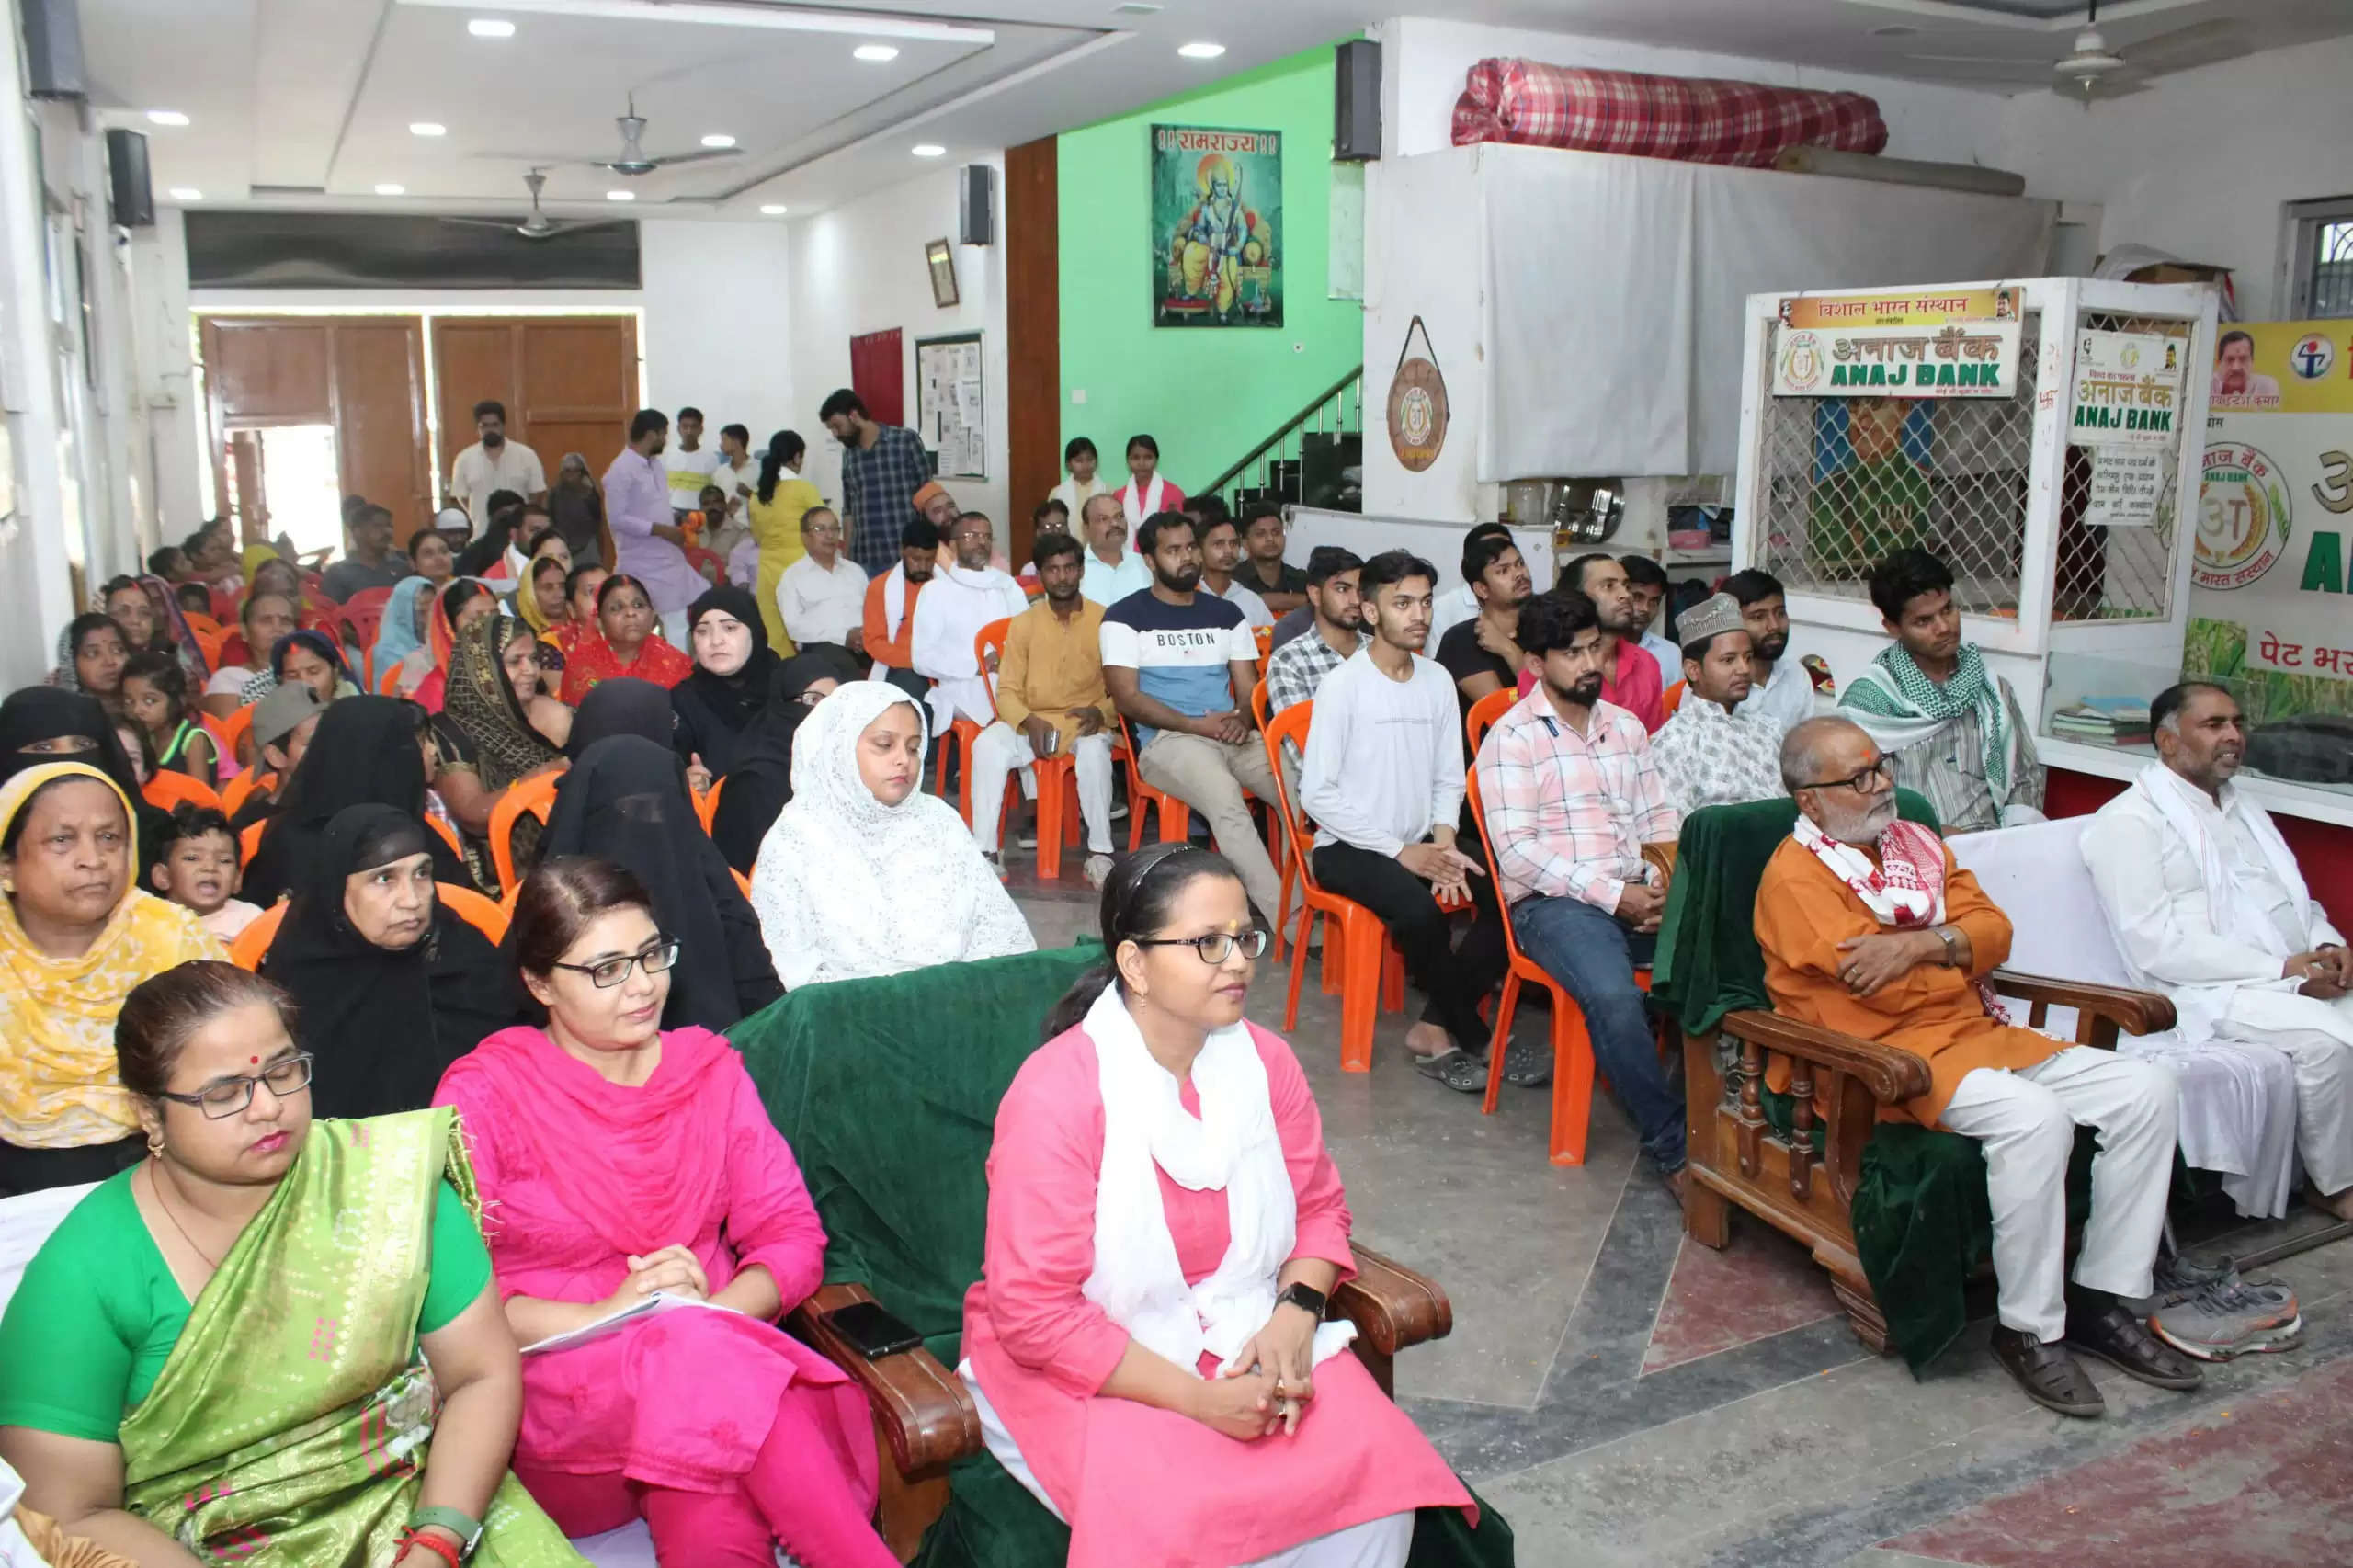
[1201,367,1363,516]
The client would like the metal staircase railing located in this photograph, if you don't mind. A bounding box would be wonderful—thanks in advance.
[1200,366,1364,516]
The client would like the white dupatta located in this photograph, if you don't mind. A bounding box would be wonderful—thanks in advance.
[1079,985,1356,1375]
[1118,475,1169,545]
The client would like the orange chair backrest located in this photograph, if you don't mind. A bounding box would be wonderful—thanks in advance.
[239,819,265,868]
[377,660,406,696]
[488,772,563,894]
[1662,680,1686,720]
[220,769,274,820]
[227,902,286,970]
[973,618,1012,716]
[218,705,256,770]
[1465,687,1516,759]
[1249,679,1270,731]
[1461,766,1529,968]
[1258,702,1323,890]
[228,882,505,971]
[143,770,224,815]
[183,612,222,640]
[694,777,722,835]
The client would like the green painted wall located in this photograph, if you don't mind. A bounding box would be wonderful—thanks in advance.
[1057,44,1362,499]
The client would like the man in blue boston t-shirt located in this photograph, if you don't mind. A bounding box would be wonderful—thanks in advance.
[1099,510,1285,917]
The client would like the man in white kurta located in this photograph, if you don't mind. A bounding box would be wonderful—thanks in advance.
[909,511,1031,736]
[1645,594,1785,816]
[2081,681,2353,1221]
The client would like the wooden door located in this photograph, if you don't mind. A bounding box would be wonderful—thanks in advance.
[1006,135,1061,564]
[431,315,639,497]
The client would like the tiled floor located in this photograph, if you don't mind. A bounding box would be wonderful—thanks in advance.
[1006,857,2353,1568]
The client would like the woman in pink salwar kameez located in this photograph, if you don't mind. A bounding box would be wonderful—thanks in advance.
[433,856,895,1568]
[961,845,1476,1568]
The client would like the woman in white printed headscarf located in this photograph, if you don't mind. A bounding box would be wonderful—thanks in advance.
[747,680,1033,989]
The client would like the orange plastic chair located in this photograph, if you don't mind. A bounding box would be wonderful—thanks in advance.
[425,812,467,867]
[1252,624,1274,680]
[218,704,256,770]
[694,778,721,835]
[338,585,392,656]
[732,868,753,898]
[238,819,265,868]
[183,612,223,640]
[230,882,504,972]
[1114,712,1191,849]
[377,660,407,696]
[966,618,1084,876]
[1662,680,1687,720]
[1251,681,1299,956]
[220,768,275,821]
[227,902,286,969]
[142,771,224,815]
[935,618,1017,829]
[488,772,563,894]
[191,625,229,669]
[1463,690,1651,1167]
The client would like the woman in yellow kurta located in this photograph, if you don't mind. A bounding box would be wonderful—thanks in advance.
[747,430,823,652]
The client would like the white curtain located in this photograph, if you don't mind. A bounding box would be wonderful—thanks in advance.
[1478,145,2055,480]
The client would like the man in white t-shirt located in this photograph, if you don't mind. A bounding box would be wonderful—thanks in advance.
[449,399,546,524]
[714,422,760,519]
[664,405,723,518]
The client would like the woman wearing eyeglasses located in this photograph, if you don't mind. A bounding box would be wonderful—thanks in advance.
[259,804,526,1119]
[0,960,586,1567]
[961,845,1476,1568]
[432,857,894,1567]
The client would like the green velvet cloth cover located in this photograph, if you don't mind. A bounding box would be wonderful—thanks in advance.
[730,945,1513,1567]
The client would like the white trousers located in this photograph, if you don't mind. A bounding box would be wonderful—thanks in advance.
[1938,1047,2179,1344]
[657,607,692,647]
[963,1364,1411,1568]
[970,723,1115,858]
[2217,1003,2353,1198]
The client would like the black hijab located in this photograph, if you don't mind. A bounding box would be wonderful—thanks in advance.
[260,804,525,1119]
[540,735,781,1030]
[566,677,676,760]
[710,646,860,875]
[243,695,471,907]
[0,687,167,873]
[671,586,783,780]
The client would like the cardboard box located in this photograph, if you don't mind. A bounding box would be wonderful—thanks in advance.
[2122,261,2231,286]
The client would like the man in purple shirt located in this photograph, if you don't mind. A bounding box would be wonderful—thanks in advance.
[602,408,705,643]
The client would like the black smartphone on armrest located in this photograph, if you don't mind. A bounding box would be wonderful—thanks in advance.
[826,1301,923,1360]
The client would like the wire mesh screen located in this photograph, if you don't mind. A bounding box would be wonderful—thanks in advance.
[1755,312,2041,616]
[2049,310,2193,624]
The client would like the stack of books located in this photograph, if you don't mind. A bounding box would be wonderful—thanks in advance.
[2048,697,2152,747]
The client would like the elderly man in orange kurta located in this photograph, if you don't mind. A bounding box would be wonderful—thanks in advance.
[1755,717,2197,1420]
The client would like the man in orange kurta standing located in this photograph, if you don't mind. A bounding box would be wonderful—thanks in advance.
[1755,716,2198,1418]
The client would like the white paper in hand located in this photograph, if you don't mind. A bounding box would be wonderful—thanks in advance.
[520,1291,729,1357]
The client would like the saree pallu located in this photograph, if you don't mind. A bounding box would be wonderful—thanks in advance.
[118,1109,584,1566]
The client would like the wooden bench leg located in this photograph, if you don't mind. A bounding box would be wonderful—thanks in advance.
[1684,1173,1732,1249]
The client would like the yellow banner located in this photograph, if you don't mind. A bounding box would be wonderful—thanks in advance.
[2207,319,2353,415]
[1778,286,2020,330]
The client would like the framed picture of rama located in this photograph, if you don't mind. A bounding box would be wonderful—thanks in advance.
[1151,123,1282,328]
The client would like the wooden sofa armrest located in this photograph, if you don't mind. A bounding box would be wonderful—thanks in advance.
[1989,970,2177,1040]
[1721,1010,1934,1105]
[788,1283,982,1477]
[1333,1243,1452,1358]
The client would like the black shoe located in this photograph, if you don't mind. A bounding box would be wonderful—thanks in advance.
[1502,1036,1551,1087]
[2064,1302,2204,1392]
[1990,1326,2105,1418]
[1412,1047,1488,1095]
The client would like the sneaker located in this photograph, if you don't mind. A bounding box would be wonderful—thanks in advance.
[1082,853,1114,890]
[1503,1036,1551,1087]
[1109,800,1130,821]
[2150,1278,2306,1361]
[2127,1253,2296,1318]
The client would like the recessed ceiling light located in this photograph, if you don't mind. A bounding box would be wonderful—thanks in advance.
[853,43,898,62]
[700,133,736,148]
[759,203,789,215]
[375,183,406,195]
[146,109,189,127]
[168,187,201,200]
[1176,40,1225,60]
[410,121,447,137]
[606,188,635,201]
[1869,23,1916,37]
[467,17,514,36]
[911,143,946,158]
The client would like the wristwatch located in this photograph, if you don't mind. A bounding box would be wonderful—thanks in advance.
[408,1506,484,1561]
[1274,1281,1329,1321]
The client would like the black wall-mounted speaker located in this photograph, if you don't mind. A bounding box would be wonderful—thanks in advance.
[959,164,995,246]
[1335,38,1381,162]
[106,129,155,228]
[21,0,87,99]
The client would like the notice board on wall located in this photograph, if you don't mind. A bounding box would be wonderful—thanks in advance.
[916,332,987,479]
[848,329,904,428]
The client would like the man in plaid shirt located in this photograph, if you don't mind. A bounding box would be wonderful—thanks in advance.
[821,387,936,576]
[1474,589,1686,1188]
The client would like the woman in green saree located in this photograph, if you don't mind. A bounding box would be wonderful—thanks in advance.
[0,960,585,1568]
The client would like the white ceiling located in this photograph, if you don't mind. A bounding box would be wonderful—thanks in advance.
[78,0,2353,223]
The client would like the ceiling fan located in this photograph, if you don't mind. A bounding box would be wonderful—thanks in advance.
[597,94,741,176]
[442,170,626,241]
[1904,2,2250,99]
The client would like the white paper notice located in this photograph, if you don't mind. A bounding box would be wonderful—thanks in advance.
[2086,445,2168,527]
[519,1291,732,1357]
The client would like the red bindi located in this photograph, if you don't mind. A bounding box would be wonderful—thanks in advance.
[249,1056,259,1064]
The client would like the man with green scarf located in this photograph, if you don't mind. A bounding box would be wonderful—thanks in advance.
[1840,548,2044,835]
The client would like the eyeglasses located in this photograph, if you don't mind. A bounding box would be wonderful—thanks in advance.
[157,1052,314,1119]
[1798,758,1895,794]
[551,938,681,988]
[1131,928,1270,965]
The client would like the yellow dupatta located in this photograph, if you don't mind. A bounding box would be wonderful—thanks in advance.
[0,763,225,1149]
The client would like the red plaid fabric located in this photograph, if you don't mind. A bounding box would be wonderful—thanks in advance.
[1451,59,1886,167]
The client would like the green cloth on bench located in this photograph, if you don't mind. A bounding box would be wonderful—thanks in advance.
[730,945,1513,1567]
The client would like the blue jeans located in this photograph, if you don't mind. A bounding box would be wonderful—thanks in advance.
[1510,893,1682,1172]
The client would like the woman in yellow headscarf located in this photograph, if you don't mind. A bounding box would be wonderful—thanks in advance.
[0,762,222,1196]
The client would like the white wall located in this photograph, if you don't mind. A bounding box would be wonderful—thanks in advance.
[637,220,796,443]
[785,158,1010,531]
[1997,35,2353,321]
[1376,16,2012,167]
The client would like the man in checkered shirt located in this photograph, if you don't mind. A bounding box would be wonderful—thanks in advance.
[1473,588,1685,1190]
[821,387,936,576]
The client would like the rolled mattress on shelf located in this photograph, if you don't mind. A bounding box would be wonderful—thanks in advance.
[1450,58,1888,167]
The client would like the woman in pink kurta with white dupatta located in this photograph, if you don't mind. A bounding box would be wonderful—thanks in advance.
[961,845,1473,1568]
[434,857,892,1568]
